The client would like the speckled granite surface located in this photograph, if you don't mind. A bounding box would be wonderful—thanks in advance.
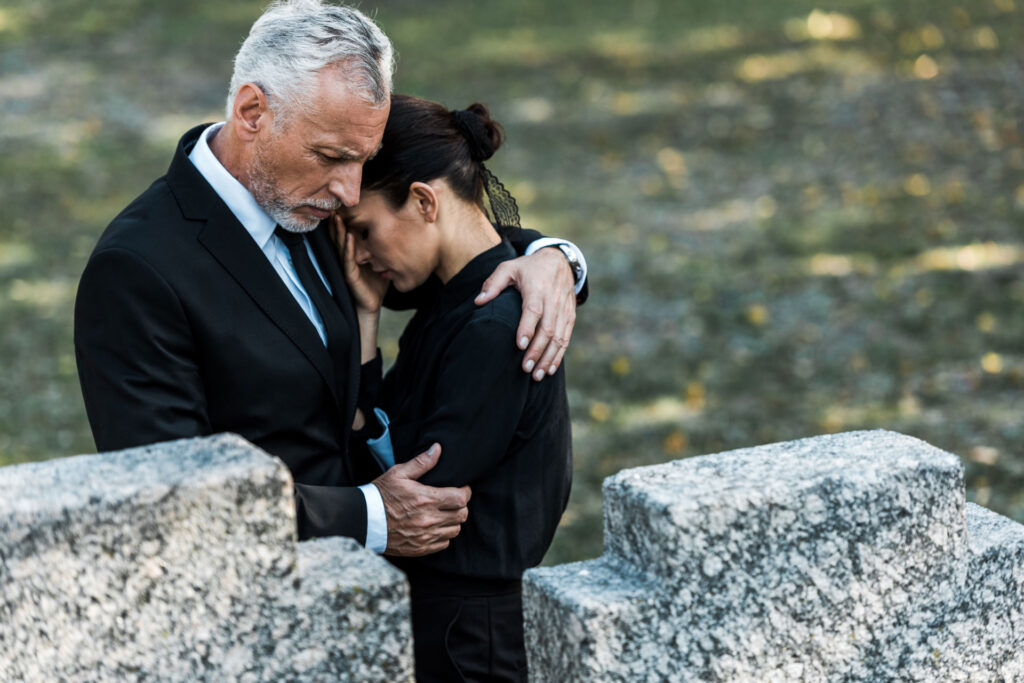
[0,434,413,682]
[524,430,1024,681]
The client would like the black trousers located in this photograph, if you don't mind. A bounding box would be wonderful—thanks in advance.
[410,587,527,682]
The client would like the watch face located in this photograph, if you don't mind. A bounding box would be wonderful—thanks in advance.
[558,245,583,282]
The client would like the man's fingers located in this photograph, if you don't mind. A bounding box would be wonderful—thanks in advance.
[436,523,462,541]
[383,513,465,557]
[531,333,565,381]
[515,266,546,362]
[523,314,556,377]
[475,262,516,306]
[391,443,441,481]
[548,343,568,377]
[516,298,545,357]
[539,293,575,376]
[405,540,452,557]
[435,485,472,511]
[386,536,452,557]
[534,337,564,380]
[415,500,469,528]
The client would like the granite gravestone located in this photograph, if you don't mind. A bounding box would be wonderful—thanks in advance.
[524,430,1024,681]
[0,434,414,681]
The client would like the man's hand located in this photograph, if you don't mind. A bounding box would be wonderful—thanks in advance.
[373,443,471,557]
[475,247,576,381]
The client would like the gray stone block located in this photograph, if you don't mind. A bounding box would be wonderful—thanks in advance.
[0,434,414,681]
[525,430,1024,681]
[928,503,1024,678]
[264,536,414,682]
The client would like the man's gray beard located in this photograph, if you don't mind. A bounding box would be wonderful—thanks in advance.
[247,146,340,234]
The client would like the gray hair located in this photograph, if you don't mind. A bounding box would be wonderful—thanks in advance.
[226,0,395,123]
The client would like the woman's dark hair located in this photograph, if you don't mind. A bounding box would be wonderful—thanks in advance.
[360,94,505,209]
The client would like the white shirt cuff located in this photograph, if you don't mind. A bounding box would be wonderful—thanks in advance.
[524,237,588,295]
[358,483,388,554]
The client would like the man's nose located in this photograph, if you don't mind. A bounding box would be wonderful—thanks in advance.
[327,165,362,207]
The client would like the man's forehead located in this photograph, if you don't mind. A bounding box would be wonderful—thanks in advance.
[312,66,389,117]
[298,86,388,149]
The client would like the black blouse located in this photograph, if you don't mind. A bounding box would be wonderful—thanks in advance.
[365,240,573,584]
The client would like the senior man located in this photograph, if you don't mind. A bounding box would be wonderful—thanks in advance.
[74,0,587,557]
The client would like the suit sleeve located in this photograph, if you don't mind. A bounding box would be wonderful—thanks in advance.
[294,483,369,542]
[75,247,372,545]
[75,247,212,451]
[389,313,534,488]
[500,226,540,253]
[499,227,589,304]
[511,227,590,304]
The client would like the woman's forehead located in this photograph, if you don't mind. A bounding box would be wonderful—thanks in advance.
[341,191,388,220]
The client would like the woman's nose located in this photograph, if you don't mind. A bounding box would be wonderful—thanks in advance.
[353,240,372,265]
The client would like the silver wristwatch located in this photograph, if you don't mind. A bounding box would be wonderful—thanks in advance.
[556,242,584,285]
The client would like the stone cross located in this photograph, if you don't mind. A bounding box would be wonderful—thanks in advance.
[524,430,1024,680]
[0,434,414,681]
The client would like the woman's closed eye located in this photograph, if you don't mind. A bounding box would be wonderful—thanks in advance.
[347,222,370,240]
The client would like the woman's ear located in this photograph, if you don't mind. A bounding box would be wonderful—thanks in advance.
[408,182,440,223]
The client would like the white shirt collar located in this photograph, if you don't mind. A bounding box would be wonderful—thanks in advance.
[188,122,277,249]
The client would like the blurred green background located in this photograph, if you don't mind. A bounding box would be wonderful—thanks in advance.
[1,0,1021,564]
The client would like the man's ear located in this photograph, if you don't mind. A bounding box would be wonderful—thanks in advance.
[230,83,273,142]
[408,182,440,223]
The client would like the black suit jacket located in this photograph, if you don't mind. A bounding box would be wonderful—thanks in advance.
[75,124,379,541]
[74,124,578,545]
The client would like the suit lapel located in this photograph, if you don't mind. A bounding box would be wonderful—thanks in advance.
[193,199,342,412]
[166,125,347,416]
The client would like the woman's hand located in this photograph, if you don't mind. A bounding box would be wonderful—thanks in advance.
[332,215,385,364]
[332,215,388,314]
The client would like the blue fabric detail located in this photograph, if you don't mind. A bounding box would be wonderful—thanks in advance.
[367,407,395,471]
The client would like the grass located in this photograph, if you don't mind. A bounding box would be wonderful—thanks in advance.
[1,0,1022,565]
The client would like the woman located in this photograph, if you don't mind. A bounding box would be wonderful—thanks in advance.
[335,95,572,682]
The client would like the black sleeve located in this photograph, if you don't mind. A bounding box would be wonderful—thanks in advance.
[390,313,534,488]
[500,227,590,304]
[355,349,384,434]
[75,247,212,451]
[294,483,368,542]
[500,226,541,254]
[76,247,371,545]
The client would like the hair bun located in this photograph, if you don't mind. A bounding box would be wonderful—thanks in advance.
[451,104,504,162]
